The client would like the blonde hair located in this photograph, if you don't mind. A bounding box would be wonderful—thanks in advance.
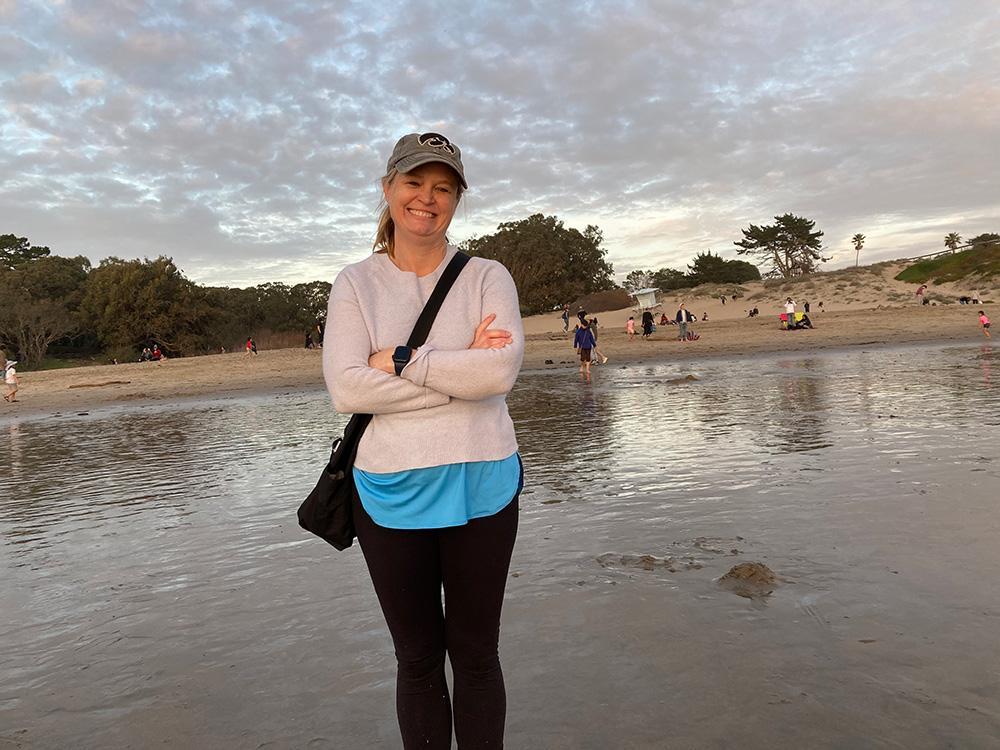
[373,167,464,257]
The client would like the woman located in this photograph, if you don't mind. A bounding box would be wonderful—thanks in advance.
[323,132,524,749]
[641,309,654,339]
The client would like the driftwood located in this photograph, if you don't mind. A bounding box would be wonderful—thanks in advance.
[68,380,132,389]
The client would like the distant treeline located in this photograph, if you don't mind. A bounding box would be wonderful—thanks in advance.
[0,234,330,366]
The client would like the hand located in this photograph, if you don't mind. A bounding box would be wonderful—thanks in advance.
[469,313,512,350]
[368,348,396,374]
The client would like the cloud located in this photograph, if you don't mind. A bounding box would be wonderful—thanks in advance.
[1,0,998,286]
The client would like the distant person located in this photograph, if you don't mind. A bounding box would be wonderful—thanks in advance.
[784,297,796,325]
[720,295,726,305]
[151,345,162,361]
[588,318,608,364]
[3,360,19,402]
[980,310,991,338]
[315,322,324,347]
[972,291,981,304]
[916,285,927,304]
[641,310,654,339]
[702,312,708,321]
[305,332,315,349]
[139,347,152,362]
[626,316,636,341]
[574,320,596,375]
[659,312,668,326]
[817,302,824,311]
[561,305,570,332]
[804,301,810,313]
[577,306,587,326]
[245,336,258,356]
[675,303,694,341]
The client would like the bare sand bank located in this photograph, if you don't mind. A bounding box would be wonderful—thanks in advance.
[3,302,992,421]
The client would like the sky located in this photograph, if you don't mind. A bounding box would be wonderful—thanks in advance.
[1,0,998,288]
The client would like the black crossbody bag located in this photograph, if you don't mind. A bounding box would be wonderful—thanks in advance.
[298,251,471,550]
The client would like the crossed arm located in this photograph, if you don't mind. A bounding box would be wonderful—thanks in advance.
[322,264,523,414]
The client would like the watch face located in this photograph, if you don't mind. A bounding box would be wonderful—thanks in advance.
[393,346,411,363]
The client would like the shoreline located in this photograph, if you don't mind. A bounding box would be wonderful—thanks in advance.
[2,306,993,422]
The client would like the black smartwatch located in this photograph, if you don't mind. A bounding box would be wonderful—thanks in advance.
[392,346,413,376]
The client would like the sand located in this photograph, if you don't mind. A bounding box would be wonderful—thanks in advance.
[3,260,994,420]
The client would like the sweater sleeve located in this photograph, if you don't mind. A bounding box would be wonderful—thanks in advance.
[400,262,524,401]
[322,269,451,415]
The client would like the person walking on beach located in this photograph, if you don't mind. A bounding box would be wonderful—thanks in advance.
[3,360,19,402]
[561,305,570,332]
[641,310,654,339]
[323,132,524,750]
[244,336,258,356]
[574,319,596,375]
[587,318,609,364]
[626,316,636,341]
[980,310,991,338]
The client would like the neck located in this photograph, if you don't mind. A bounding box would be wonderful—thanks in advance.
[392,237,448,276]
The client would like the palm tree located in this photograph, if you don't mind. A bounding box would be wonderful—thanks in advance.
[944,232,962,253]
[852,233,865,267]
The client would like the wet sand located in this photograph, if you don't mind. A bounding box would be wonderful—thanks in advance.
[2,344,999,748]
[2,304,992,421]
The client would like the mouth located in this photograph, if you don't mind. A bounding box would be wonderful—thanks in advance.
[407,208,436,218]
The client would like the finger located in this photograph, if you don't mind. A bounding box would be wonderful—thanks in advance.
[475,313,497,337]
[485,329,511,339]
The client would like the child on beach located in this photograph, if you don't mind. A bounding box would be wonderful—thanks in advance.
[4,360,19,402]
[626,316,635,341]
[979,310,991,338]
[574,321,596,375]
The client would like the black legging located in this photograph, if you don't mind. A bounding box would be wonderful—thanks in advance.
[354,492,519,749]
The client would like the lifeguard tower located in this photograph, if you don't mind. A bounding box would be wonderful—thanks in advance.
[632,287,661,311]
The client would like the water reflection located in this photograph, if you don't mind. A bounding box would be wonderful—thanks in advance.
[1,342,999,747]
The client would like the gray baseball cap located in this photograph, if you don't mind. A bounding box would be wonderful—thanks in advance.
[386,132,467,189]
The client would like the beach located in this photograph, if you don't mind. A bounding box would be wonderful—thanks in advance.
[4,301,993,421]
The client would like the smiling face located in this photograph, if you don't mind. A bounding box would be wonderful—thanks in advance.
[382,162,460,245]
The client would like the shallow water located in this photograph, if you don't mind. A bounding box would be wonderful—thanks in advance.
[2,342,999,749]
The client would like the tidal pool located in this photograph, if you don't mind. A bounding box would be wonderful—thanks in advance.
[2,342,998,749]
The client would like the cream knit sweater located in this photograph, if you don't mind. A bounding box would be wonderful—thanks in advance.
[322,245,524,473]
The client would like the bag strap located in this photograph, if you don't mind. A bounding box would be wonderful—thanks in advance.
[405,251,471,349]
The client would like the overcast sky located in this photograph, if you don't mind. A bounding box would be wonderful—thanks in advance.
[2,0,998,287]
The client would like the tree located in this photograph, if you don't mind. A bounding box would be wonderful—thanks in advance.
[852,233,865,268]
[462,214,614,314]
[81,256,216,355]
[0,255,89,364]
[944,232,962,253]
[686,251,761,286]
[624,269,652,293]
[967,232,999,250]
[650,267,690,291]
[1,234,51,270]
[734,214,827,278]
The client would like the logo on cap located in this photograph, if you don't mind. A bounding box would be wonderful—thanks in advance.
[417,132,456,155]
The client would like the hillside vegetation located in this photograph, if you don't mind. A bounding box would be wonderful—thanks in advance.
[895,246,1000,284]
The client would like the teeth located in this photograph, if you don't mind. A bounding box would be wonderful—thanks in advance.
[409,209,434,217]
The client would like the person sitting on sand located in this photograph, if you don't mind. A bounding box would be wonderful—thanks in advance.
[151,345,162,361]
[3,360,19,402]
[659,312,668,326]
[702,312,708,321]
[980,310,991,338]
